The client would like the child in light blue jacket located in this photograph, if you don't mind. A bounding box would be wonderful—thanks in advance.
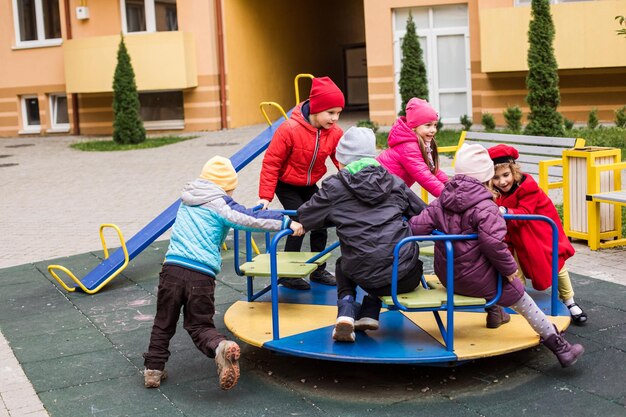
[143,156,303,391]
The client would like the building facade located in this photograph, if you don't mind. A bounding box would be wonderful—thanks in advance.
[364,0,626,126]
[1,0,624,138]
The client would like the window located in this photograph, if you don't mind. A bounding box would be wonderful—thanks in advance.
[12,0,62,47]
[21,96,41,133]
[122,0,178,33]
[139,91,184,129]
[393,5,471,124]
[49,94,69,132]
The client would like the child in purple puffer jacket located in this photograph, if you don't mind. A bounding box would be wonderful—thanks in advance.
[377,98,448,197]
[409,144,584,368]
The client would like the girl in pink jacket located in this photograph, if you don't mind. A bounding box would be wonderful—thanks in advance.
[377,98,448,197]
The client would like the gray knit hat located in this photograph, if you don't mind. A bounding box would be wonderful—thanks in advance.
[335,127,377,165]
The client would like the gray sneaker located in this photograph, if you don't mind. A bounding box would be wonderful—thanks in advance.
[215,340,240,390]
[144,369,167,388]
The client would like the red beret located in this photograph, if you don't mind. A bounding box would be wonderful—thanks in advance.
[488,144,519,165]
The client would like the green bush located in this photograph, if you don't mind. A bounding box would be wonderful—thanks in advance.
[503,105,523,132]
[481,113,496,131]
[587,108,599,130]
[524,0,564,137]
[563,118,575,130]
[566,126,626,156]
[615,106,626,128]
[356,119,379,133]
[375,131,389,149]
[460,114,472,131]
[398,12,428,116]
[112,35,145,145]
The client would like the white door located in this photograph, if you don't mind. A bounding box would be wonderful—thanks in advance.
[393,5,471,124]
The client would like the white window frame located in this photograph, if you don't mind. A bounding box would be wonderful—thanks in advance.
[11,0,63,49]
[393,6,472,125]
[120,0,158,34]
[48,93,70,133]
[20,95,41,134]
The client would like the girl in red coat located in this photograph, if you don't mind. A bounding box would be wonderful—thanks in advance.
[488,144,587,325]
[257,76,344,290]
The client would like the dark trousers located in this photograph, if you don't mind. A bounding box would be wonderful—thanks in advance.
[275,181,328,270]
[143,264,225,371]
[335,256,422,300]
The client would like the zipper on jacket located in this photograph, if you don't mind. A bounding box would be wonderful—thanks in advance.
[307,130,321,185]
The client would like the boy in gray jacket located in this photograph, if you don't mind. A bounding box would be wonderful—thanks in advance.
[298,127,427,342]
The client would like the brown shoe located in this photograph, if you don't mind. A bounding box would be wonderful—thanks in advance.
[486,306,511,329]
[144,369,167,388]
[215,340,240,390]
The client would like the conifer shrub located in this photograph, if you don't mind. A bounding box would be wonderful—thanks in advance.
[503,105,523,133]
[482,113,496,132]
[614,106,626,128]
[398,12,428,116]
[587,108,599,130]
[460,114,472,131]
[112,35,145,145]
[524,0,564,137]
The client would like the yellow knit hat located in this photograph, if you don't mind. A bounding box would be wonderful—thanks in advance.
[199,156,238,191]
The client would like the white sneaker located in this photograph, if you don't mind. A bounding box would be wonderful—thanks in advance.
[332,316,355,342]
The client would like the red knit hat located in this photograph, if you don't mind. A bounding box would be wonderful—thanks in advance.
[406,98,438,128]
[309,77,345,114]
[488,144,519,165]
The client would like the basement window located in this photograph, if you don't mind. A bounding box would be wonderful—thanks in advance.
[20,95,41,134]
[48,94,69,132]
[139,91,184,130]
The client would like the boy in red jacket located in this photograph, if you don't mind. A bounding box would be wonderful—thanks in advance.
[257,76,344,290]
[488,144,587,325]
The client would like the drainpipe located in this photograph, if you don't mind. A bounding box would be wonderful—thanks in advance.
[63,0,80,135]
[215,0,227,129]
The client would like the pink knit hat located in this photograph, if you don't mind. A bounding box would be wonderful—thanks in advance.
[309,77,345,114]
[405,98,438,129]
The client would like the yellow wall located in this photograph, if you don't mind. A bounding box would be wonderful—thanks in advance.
[64,32,197,93]
[480,0,626,72]
[223,0,365,128]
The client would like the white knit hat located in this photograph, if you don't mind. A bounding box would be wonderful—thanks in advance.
[335,127,377,165]
[454,143,494,183]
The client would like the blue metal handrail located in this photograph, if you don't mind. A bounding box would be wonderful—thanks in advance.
[388,214,559,351]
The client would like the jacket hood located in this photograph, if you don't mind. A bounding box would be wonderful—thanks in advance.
[290,102,318,133]
[387,117,417,147]
[439,175,494,213]
[338,159,394,205]
[181,178,227,206]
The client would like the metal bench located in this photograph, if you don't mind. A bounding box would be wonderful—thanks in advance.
[422,131,586,202]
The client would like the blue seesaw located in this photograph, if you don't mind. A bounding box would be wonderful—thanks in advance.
[48,103,293,294]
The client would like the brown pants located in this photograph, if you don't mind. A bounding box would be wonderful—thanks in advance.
[143,264,226,371]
